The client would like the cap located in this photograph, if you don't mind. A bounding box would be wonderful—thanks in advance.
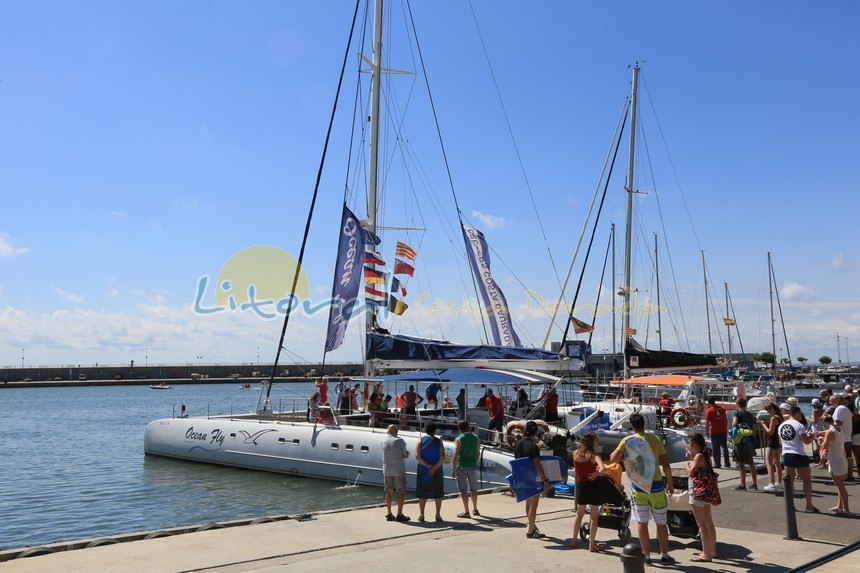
[524,420,539,435]
[845,385,854,392]
[779,402,790,411]
[786,396,798,404]
[811,398,822,407]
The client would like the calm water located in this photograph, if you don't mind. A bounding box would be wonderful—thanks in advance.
[0,383,385,551]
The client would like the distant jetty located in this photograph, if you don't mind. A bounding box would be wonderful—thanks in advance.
[0,362,362,388]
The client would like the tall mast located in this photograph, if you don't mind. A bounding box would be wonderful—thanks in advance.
[622,64,639,382]
[768,251,776,361]
[725,282,732,363]
[364,0,384,376]
[702,251,712,354]
[837,333,842,364]
[611,223,617,358]
[655,233,662,351]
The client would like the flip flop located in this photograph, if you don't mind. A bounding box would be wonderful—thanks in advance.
[804,507,820,513]
[456,512,471,518]
[590,543,607,553]
[472,509,481,516]
[690,555,712,562]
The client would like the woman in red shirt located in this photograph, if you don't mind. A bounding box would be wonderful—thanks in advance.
[571,432,606,551]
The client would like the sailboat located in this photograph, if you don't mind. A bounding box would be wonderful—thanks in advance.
[144,0,566,492]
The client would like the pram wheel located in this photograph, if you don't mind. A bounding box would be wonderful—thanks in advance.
[579,524,590,543]
[618,527,632,543]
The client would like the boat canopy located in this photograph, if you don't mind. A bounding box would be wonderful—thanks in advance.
[357,367,560,386]
[620,374,707,386]
[625,339,718,371]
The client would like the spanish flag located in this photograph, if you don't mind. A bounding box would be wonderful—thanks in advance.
[388,295,408,316]
[723,317,736,326]
[570,316,595,334]
[395,241,416,260]
[393,258,415,277]
[626,327,637,335]
[364,266,386,284]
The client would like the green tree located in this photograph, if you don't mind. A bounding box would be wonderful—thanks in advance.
[797,357,808,365]
[756,352,777,368]
[819,355,832,365]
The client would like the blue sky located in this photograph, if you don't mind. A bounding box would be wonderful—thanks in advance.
[1,1,858,368]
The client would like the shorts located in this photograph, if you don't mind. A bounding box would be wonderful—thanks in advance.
[782,453,810,468]
[631,488,668,525]
[488,417,504,432]
[384,474,406,493]
[455,467,478,493]
[689,493,706,508]
[735,443,755,465]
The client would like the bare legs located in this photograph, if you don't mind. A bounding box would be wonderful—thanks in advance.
[765,447,782,486]
[739,462,758,489]
[830,473,850,513]
[571,504,601,550]
[690,504,718,559]
[460,491,478,514]
[525,497,540,534]
[786,465,816,512]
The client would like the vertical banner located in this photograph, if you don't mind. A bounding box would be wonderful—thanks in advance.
[324,204,366,352]
[461,224,522,347]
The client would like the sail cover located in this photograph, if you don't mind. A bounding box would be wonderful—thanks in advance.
[625,338,718,370]
[461,224,521,347]
[367,333,561,362]
[324,204,366,352]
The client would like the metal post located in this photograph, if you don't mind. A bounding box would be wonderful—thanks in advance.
[620,542,646,573]
[782,473,800,540]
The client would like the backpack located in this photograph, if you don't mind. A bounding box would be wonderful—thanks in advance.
[730,423,753,444]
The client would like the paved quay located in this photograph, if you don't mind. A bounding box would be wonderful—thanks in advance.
[4,466,858,573]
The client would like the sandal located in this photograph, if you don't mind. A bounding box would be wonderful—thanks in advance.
[472,509,480,516]
[691,555,712,562]
[456,512,471,518]
[804,507,820,513]
[590,543,606,553]
[418,515,425,522]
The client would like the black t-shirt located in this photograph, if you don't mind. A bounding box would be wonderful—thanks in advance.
[515,437,540,460]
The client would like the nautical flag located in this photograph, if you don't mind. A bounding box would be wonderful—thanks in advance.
[723,317,736,326]
[393,258,415,277]
[364,228,381,246]
[570,316,595,334]
[364,286,386,306]
[395,241,417,260]
[364,266,386,284]
[364,250,385,266]
[388,295,408,316]
[461,224,522,347]
[390,276,407,296]
[626,327,637,335]
[324,204,366,352]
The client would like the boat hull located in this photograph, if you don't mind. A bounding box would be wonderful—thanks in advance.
[143,416,514,493]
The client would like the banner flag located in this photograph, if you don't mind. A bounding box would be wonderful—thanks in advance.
[395,241,417,260]
[626,327,637,335]
[324,204,366,352]
[364,228,381,246]
[393,258,415,277]
[365,285,387,306]
[388,295,408,316]
[364,250,385,266]
[723,317,736,326]
[363,266,386,284]
[461,224,522,347]
[571,316,595,334]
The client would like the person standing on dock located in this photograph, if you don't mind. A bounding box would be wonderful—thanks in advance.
[779,406,818,513]
[452,420,480,518]
[516,420,551,539]
[731,397,759,491]
[704,397,730,468]
[416,422,445,523]
[830,394,855,480]
[382,425,411,523]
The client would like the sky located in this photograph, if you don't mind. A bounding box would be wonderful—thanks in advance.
[1,0,858,369]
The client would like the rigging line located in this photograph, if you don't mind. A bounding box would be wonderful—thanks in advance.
[559,104,628,346]
[542,97,630,349]
[405,0,490,345]
[586,230,613,349]
[728,287,746,356]
[638,119,691,352]
[265,0,362,403]
[467,0,567,307]
[704,265,727,355]
[640,73,702,251]
[769,257,792,365]
[343,0,372,205]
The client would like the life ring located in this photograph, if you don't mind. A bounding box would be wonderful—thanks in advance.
[670,408,691,429]
[505,420,549,448]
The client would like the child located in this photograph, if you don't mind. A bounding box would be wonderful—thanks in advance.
[685,433,719,562]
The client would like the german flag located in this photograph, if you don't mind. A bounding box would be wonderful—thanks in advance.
[570,316,594,334]
[364,266,385,284]
[393,258,414,277]
[723,317,736,326]
[389,295,408,316]
[395,241,416,260]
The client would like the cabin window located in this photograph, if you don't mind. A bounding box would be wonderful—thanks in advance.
[345,445,354,452]
[330,443,339,450]
[230,433,237,438]
[360,445,369,453]
[292,439,300,446]
[278,437,286,444]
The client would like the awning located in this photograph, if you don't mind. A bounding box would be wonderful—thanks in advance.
[619,374,707,387]
[355,368,560,386]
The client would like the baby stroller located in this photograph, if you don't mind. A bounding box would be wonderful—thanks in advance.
[578,472,633,544]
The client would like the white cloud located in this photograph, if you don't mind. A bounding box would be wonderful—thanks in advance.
[471,210,506,229]
[111,210,127,218]
[831,253,845,269]
[50,285,85,305]
[0,234,30,257]
[781,281,818,300]
[809,307,823,318]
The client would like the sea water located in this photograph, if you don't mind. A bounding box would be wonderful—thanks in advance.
[0,383,384,550]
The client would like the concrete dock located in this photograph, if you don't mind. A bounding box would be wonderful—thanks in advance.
[3,464,858,573]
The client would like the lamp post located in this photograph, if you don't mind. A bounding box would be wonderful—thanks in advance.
[257,346,260,367]
[145,347,148,368]
[21,348,25,374]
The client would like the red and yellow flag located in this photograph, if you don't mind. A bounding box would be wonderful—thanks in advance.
[570,316,594,334]
[626,327,637,336]
[723,317,736,326]
[395,241,417,261]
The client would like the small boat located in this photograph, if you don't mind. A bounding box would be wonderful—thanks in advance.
[239,383,252,389]
[149,384,173,390]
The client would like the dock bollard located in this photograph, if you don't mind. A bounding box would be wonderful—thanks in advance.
[620,542,645,573]
[782,473,800,540]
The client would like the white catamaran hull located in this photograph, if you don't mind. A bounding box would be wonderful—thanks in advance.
[144,416,515,493]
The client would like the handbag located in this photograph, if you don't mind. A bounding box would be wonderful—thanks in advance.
[691,458,721,506]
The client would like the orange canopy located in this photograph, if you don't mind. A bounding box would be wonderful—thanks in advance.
[617,374,706,387]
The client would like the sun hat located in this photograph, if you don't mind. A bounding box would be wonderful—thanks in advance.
[786,396,798,404]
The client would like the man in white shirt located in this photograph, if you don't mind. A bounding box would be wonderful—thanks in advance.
[779,407,817,513]
[830,395,854,479]
[381,425,411,522]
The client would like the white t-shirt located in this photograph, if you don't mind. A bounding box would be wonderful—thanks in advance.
[833,405,853,443]
[778,419,808,455]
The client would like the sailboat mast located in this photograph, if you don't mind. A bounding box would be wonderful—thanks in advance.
[655,233,662,351]
[725,282,732,363]
[702,251,712,354]
[364,0,384,376]
[622,64,639,382]
[768,251,776,361]
[611,222,617,358]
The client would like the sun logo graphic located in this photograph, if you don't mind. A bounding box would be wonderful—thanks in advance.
[193,245,310,319]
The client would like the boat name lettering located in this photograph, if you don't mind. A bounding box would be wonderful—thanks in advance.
[185,427,225,446]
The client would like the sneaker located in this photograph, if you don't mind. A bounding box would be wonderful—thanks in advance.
[763,483,776,492]
[526,530,547,539]
[773,482,784,491]
[395,514,411,523]
[645,556,653,565]
[386,513,396,521]
[731,484,747,491]
[661,555,676,564]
